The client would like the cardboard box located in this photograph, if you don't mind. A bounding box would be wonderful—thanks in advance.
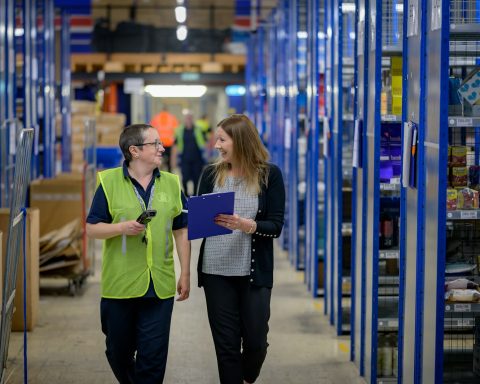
[0,209,39,331]
[71,100,97,115]
[29,175,84,236]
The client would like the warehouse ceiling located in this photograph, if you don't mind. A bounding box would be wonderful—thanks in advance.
[91,0,278,30]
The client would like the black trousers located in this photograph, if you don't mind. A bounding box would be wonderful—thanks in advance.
[181,158,204,196]
[100,297,174,384]
[202,273,271,384]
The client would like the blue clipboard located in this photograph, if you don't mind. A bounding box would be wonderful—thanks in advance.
[187,192,235,240]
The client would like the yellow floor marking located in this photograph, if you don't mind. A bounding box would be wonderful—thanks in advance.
[338,342,349,354]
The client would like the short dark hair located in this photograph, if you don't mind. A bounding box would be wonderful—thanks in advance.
[119,124,152,165]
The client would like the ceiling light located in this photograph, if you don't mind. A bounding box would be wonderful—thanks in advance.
[175,6,187,23]
[15,28,24,37]
[225,85,246,96]
[341,3,356,13]
[176,25,188,41]
[144,85,207,98]
[297,31,308,39]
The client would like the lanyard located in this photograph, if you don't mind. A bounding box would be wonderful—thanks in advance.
[132,179,156,212]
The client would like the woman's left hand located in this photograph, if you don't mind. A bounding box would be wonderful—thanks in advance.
[215,214,247,231]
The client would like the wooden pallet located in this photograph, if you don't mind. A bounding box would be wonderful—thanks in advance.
[71,53,245,74]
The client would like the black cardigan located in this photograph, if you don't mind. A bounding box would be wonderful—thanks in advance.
[196,163,285,288]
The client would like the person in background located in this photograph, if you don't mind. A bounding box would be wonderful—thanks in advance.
[196,114,285,384]
[172,111,206,196]
[150,106,179,172]
[86,123,190,384]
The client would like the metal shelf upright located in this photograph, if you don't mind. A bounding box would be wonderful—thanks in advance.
[305,0,325,297]
[60,9,72,172]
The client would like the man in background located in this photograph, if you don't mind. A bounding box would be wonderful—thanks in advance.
[150,106,179,172]
[172,111,206,196]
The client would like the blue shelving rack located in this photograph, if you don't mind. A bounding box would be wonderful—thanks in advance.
[0,0,19,208]
[399,1,480,383]
[305,0,325,297]
[350,0,404,382]
[37,0,56,178]
[60,9,72,172]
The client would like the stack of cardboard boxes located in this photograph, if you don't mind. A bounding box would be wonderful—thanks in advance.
[70,100,126,172]
[0,209,40,331]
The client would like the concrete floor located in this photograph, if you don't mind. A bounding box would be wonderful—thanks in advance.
[6,240,365,384]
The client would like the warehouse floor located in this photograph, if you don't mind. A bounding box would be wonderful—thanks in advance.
[6,240,364,384]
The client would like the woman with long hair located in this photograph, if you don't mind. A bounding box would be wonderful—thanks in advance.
[197,114,285,384]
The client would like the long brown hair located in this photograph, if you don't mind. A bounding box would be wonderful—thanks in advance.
[213,114,270,194]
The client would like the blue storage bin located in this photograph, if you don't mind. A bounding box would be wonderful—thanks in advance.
[96,146,123,169]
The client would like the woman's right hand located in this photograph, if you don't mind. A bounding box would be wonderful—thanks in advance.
[121,220,146,236]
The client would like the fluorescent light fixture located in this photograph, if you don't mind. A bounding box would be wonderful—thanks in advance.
[225,85,246,96]
[341,3,356,13]
[297,31,308,39]
[176,25,188,41]
[349,31,356,40]
[15,28,24,37]
[175,6,187,23]
[318,31,326,39]
[144,85,207,98]
[395,3,404,13]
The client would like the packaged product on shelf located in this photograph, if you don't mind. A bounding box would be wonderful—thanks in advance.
[445,278,479,290]
[445,289,480,302]
[469,165,480,189]
[451,167,468,188]
[457,67,480,106]
[450,146,467,166]
[447,189,458,211]
[456,187,479,210]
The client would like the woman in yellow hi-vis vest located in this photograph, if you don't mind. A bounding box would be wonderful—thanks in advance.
[86,123,191,384]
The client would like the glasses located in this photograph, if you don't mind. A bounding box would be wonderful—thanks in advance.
[136,139,163,149]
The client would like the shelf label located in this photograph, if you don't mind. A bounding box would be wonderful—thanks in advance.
[407,0,419,37]
[460,211,478,219]
[453,304,471,312]
[431,0,442,31]
[386,251,399,259]
[456,319,473,327]
[382,114,398,122]
[455,117,473,127]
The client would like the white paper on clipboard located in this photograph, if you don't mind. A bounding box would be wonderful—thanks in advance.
[402,122,412,188]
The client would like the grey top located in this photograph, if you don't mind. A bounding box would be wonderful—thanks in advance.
[202,176,259,276]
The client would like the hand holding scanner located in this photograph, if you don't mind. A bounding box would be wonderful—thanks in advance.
[136,209,157,225]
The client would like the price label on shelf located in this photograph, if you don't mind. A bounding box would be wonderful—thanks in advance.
[386,251,399,259]
[456,118,473,127]
[456,319,473,327]
[460,211,478,219]
[453,304,471,312]
[383,114,398,122]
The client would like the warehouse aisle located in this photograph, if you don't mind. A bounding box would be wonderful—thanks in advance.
[6,240,364,384]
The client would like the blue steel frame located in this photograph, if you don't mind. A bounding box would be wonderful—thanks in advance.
[38,0,56,178]
[287,0,301,270]
[60,10,72,172]
[30,0,39,179]
[350,0,359,360]
[324,0,334,324]
[306,0,321,297]
[433,0,449,380]
[413,1,428,381]
[366,0,382,379]
[332,0,344,336]
[397,0,409,381]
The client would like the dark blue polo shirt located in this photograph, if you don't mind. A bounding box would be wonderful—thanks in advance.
[87,162,188,297]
